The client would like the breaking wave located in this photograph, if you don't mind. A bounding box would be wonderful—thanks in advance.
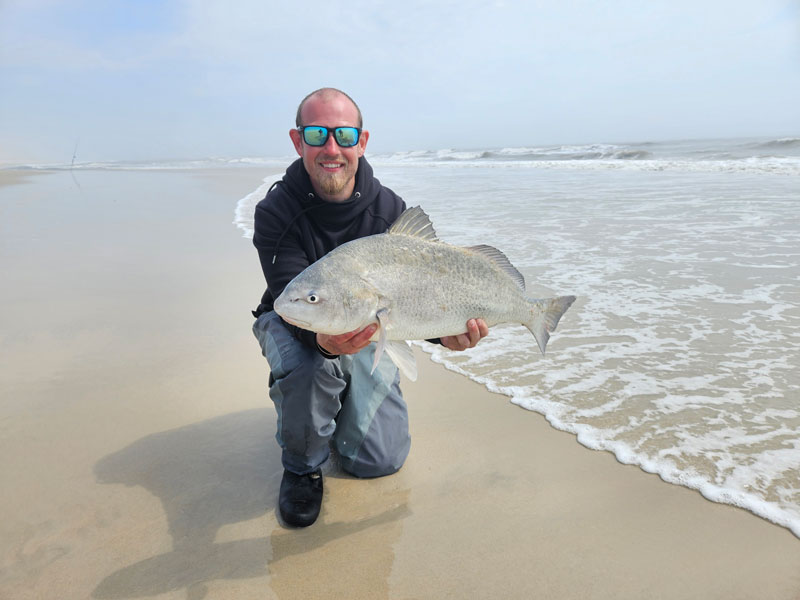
[371,137,800,175]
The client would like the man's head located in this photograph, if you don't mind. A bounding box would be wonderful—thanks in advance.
[289,88,369,203]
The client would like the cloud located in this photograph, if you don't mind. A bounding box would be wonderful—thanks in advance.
[0,0,798,162]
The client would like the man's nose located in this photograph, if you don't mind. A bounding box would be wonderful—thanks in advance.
[322,133,339,152]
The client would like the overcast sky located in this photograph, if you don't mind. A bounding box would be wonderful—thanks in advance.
[1,0,798,164]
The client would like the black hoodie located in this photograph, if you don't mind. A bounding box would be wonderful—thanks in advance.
[252,156,406,350]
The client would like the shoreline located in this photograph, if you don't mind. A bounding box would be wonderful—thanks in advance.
[1,168,799,599]
[421,345,800,540]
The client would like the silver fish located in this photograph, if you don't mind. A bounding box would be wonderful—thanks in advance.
[274,207,576,381]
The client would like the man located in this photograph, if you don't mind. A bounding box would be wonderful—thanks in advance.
[252,88,488,527]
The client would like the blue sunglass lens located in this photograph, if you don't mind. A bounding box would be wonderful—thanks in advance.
[334,127,359,147]
[301,126,359,147]
[302,126,328,146]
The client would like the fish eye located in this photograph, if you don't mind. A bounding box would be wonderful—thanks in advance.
[307,294,319,304]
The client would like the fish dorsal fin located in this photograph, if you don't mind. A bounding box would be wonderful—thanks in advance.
[467,244,526,290]
[388,206,439,241]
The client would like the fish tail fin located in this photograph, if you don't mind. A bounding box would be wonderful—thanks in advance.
[524,295,576,355]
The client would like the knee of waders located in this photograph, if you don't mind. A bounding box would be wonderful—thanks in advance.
[341,424,411,479]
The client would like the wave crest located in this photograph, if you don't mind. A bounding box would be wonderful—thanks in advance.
[758,137,800,149]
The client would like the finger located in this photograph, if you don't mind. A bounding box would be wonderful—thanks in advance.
[477,319,489,339]
[348,323,378,348]
[442,335,459,351]
[455,333,470,350]
[466,319,480,347]
[331,323,374,345]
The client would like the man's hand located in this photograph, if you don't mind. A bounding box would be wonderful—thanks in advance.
[440,319,489,351]
[317,324,378,356]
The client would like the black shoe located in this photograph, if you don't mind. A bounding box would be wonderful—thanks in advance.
[279,468,323,527]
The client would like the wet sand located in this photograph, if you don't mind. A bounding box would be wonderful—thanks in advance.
[2,168,799,600]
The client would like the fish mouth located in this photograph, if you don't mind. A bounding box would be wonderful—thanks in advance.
[280,315,312,330]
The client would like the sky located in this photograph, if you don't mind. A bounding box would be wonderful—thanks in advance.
[1,0,799,164]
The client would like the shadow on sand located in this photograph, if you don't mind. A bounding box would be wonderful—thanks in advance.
[92,408,410,599]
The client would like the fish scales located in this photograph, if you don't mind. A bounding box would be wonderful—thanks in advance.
[346,234,532,341]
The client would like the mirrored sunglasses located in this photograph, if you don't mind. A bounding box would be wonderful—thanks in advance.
[298,126,361,148]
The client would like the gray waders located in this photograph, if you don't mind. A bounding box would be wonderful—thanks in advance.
[253,311,411,478]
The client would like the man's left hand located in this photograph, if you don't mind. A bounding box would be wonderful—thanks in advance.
[440,319,489,351]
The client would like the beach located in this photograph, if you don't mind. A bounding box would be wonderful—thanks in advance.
[2,165,800,600]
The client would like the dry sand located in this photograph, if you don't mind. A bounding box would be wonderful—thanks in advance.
[2,168,799,600]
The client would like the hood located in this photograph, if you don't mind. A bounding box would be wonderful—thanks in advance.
[280,156,380,228]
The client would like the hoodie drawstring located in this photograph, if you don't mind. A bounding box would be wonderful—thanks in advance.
[272,192,319,264]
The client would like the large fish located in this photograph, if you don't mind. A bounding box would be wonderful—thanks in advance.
[274,206,575,381]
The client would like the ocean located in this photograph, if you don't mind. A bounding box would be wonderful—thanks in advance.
[10,136,799,537]
[234,136,800,537]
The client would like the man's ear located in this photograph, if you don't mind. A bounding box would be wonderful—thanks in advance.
[289,129,304,156]
[357,130,369,157]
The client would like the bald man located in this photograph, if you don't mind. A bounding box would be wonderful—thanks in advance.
[252,88,487,527]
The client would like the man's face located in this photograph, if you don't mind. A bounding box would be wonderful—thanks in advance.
[289,93,369,202]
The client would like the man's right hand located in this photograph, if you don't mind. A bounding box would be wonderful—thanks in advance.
[317,324,378,356]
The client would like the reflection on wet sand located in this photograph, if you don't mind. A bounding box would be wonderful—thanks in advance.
[93,408,410,599]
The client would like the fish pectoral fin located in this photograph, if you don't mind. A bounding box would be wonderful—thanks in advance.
[371,308,390,376]
[384,341,417,382]
[369,309,417,381]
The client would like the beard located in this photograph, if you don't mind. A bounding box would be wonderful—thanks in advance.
[317,170,348,196]
[311,158,358,201]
